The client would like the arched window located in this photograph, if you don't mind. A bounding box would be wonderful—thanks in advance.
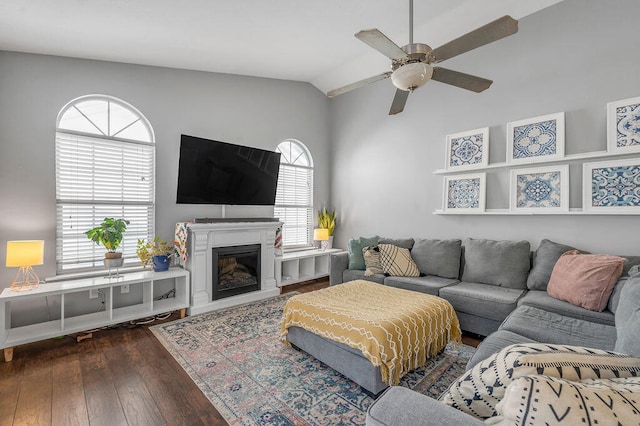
[274,140,313,248]
[55,95,155,273]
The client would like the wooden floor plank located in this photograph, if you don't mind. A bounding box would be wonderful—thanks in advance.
[0,357,25,426]
[100,329,166,426]
[52,352,89,426]
[79,337,128,426]
[12,349,53,426]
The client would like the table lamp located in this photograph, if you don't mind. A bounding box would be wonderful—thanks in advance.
[313,228,330,251]
[6,240,44,292]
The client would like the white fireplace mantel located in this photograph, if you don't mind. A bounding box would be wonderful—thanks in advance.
[185,220,282,315]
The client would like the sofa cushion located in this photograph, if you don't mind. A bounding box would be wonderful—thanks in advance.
[383,275,458,296]
[461,239,530,289]
[614,278,640,356]
[411,238,461,279]
[378,244,419,277]
[621,255,640,277]
[494,375,640,426]
[466,330,536,371]
[347,236,378,270]
[501,305,616,349]
[526,239,576,290]
[441,342,640,420]
[438,282,525,322]
[547,250,625,312]
[518,290,615,326]
[378,237,414,250]
[343,268,385,284]
[363,245,383,276]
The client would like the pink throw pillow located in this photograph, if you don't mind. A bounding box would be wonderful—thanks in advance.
[547,250,625,312]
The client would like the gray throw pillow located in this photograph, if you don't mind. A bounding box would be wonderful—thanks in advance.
[411,238,462,279]
[614,278,640,357]
[347,236,379,270]
[527,239,577,290]
[378,237,415,250]
[462,238,531,289]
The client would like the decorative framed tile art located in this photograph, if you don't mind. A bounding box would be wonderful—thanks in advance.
[506,112,565,165]
[607,96,640,153]
[583,158,640,213]
[443,173,486,213]
[510,165,569,212]
[445,127,489,170]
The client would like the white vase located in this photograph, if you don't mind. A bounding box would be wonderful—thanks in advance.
[327,236,334,249]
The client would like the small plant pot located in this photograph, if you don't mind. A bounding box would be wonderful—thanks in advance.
[152,255,170,272]
[105,252,122,260]
[104,257,124,269]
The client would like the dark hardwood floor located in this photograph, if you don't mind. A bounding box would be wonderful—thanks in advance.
[0,278,481,426]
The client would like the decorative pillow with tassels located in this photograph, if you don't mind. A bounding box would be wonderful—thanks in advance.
[378,243,420,277]
[440,342,640,420]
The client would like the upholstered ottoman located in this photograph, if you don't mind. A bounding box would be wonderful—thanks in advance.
[280,280,461,394]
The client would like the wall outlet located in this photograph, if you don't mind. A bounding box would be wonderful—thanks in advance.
[121,284,130,294]
[89,289,99,299]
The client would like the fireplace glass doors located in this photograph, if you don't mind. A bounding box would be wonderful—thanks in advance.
[212,244,261,300]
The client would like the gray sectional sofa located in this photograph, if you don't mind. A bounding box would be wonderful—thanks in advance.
[327,237,640,425]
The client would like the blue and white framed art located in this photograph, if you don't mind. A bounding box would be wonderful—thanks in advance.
[443,173,486,213]
[607,96,640,154]
[506,112,565,165]
[583,158,640,213]
[445,127,489,170]
[510,165,569,212]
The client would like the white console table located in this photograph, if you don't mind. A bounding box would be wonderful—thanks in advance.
[0,268,189,362]
[275,248,345,287]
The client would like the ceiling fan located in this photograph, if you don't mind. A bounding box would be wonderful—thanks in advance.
[328,0,518,115]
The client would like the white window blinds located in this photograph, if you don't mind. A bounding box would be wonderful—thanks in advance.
[55,96,155,273]
[274,140,313,248]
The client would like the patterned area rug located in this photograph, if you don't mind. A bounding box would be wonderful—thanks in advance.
[150,294,475,425]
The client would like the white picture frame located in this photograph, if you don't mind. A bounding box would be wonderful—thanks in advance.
[583,158,640,213]
[607,96,640,153]
[443,173,486,213]
[445,127,490,170]
[506,112,565,165]
[509,165,569,212]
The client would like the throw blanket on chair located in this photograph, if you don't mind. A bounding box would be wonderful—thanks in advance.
[280,280,462,385]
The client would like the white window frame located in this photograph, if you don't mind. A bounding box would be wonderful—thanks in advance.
[274,139,314,249]
[55,94,155,274]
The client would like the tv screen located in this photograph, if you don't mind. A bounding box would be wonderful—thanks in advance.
[176,135,281,205]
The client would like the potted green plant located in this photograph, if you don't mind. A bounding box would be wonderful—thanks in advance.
[318,208,336,249]
[85,218,130,268]
[136,237,176,272]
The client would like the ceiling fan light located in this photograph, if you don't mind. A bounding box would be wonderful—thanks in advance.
[391,62,433,91]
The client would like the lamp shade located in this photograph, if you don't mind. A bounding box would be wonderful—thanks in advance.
[313,228,329,241]
[391,62,433,91]
[6,240,45,267]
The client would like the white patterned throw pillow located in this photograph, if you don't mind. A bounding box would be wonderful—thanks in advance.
[490,375,640,426]
[377,243,420,277]
[362,246,384,276]
[440,343,640,420]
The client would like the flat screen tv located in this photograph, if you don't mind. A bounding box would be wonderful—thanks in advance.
[176,135,281,205]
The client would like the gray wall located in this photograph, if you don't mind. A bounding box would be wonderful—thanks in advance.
[329,0,640,255]
[0,52,329,324]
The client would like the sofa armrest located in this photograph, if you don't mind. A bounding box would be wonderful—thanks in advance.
[366,387,484,426]
[330,252,349,286]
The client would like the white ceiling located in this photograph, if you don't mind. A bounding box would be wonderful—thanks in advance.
[0,0,562,95]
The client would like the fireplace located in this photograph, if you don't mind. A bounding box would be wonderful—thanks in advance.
[212,244,261,300]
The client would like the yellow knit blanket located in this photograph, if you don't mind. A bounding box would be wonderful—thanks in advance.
[280,280,461,385]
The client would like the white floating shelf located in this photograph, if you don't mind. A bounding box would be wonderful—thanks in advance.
[433,208,640,216]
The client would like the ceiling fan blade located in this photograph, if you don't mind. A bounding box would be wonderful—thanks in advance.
[431,67,493,93]
[355,29,408,61]
[430,15,518,63]
[389,89,410,115]
[327,72,392,98]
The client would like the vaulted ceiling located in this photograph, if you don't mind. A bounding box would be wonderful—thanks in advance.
[0,0,561,95]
